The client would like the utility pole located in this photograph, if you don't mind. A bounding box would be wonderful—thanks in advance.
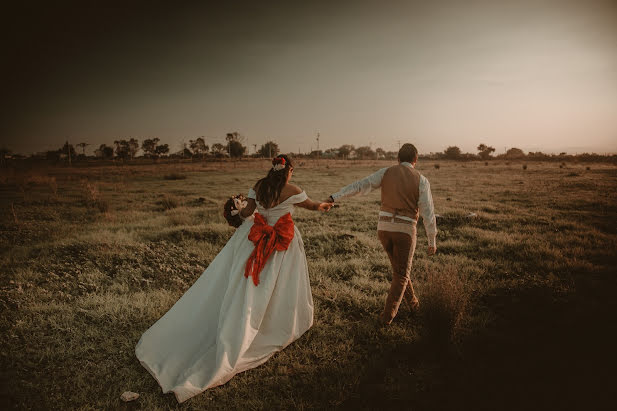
[316,132,320,151]
[396,140,401,151]
[67,139,72,166]
[253,144,258,156]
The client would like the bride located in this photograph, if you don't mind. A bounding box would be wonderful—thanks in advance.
[135,155,333,403]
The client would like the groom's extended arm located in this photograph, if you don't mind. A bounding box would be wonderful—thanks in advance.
[418,176,437,252]
[329,168,388,201]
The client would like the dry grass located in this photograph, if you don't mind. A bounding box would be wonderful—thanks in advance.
[419,264,469,345]
[1,159,616,409]
[160,194,180,210]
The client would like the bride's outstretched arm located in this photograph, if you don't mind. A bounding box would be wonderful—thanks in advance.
[296,197,333,212]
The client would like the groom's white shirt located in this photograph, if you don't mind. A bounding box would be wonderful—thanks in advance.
[331,162,437,247]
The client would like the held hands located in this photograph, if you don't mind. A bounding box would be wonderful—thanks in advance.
[315,195,336,212]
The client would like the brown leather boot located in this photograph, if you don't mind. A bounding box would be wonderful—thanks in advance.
[379,273,408,324]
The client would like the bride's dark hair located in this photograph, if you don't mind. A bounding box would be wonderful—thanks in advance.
[255,154,293,209]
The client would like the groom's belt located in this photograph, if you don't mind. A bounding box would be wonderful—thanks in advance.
[378,215,417,224]
[380,205,419,220]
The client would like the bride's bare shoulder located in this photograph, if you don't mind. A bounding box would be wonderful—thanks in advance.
[284,184,303,195]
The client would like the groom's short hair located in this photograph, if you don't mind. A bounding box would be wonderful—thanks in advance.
[398,143,418,163]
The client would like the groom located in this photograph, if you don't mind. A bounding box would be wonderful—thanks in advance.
[328,144,437,325]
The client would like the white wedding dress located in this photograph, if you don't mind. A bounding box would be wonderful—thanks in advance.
[135,189,314,403]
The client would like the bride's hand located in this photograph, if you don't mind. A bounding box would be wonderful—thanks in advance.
[318,202,333,212]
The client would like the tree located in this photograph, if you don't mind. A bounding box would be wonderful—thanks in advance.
[95,144,114,159]
[128,138,139,159]
[60,141,76,165]
[477,143,495,160]
[0,147,11,166]
[60,141,76,157]
[189,137,208,159]
[259,141,279,158]
[155,144,169,157]
[179,147,192,158]
[444,146,461,159]
[229,140,246,158]
[375,147,386,159]
[225,132,243,142]
[505,147,525,159]
[212,143,226,154]
[225,132,246,158]
[337,144,355,159]
[113,139,131,160]
[76,142,89,156]
[141,138,160,158]
[355,146,375,160]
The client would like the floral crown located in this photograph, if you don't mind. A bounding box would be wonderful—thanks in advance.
[272,157,287,171]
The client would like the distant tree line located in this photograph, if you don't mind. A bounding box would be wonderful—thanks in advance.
[1,138,616,165]
[433,144,616,162]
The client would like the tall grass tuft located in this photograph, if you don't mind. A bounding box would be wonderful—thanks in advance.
[419,265,469,346]
[161,194,180,210]
[81,181,109,213]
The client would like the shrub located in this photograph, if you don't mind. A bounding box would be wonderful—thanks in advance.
[161,194,179,210]
[559,164,564,169]
[586,166,591,171]
[420,265,469,345]
[82,182,100,204]
[434,164,440,169]
[81,182,109,213]
[164,173,187,180]
[484,161,488,166]
[522,164,527,170]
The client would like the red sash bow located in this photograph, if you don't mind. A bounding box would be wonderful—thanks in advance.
[245,212,295,286]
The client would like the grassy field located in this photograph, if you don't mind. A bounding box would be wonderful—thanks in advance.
[1,159,616,410]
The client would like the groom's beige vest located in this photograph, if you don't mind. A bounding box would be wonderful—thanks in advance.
[380,164,421,220]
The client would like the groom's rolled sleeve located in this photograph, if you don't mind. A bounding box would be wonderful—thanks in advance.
[418,176,437,247]
[331,167,387,201]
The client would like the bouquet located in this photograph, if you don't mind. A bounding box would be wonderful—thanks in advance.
[223,194,248,228]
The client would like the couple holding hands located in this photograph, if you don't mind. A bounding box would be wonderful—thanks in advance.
[135,143,437,403]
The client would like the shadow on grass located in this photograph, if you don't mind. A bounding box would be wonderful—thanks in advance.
[340,276,617,411]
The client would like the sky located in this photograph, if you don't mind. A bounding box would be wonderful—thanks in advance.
[2,0,616,156]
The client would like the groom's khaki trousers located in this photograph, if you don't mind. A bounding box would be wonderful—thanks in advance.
[377,220,418,324]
